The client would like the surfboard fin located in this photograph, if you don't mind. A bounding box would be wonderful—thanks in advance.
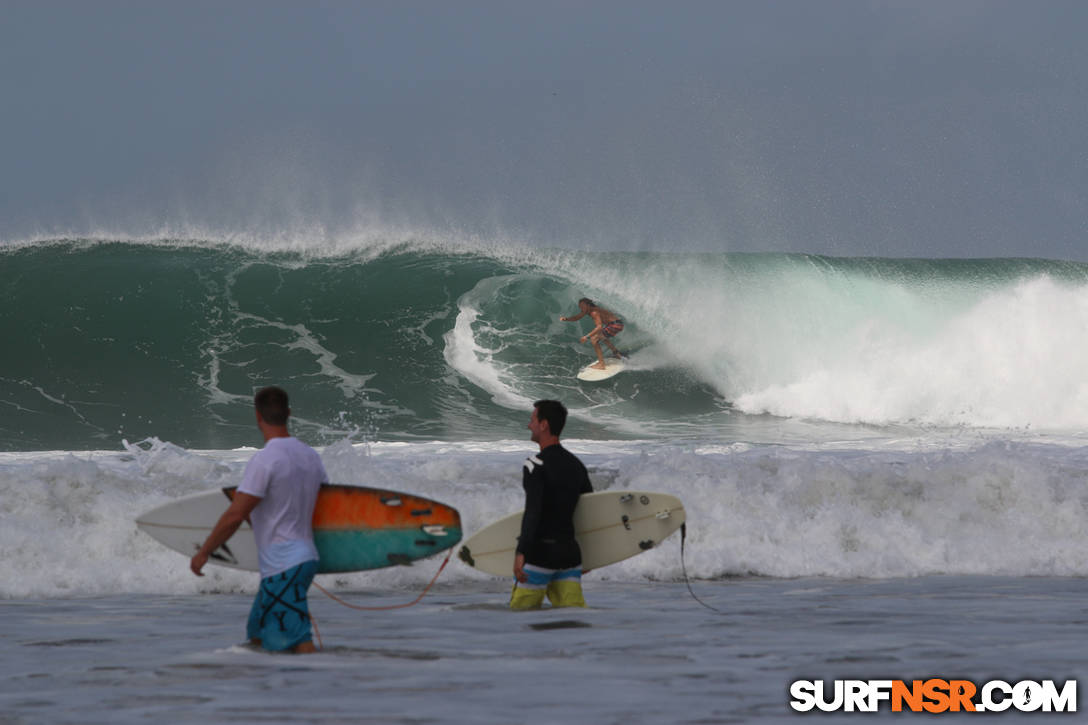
[457,546,475,567]
[207,542,239,565]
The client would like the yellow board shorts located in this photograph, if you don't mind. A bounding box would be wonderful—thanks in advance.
[510,563,586,610]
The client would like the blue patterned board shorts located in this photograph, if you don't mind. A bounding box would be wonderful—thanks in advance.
[246,560,318,651]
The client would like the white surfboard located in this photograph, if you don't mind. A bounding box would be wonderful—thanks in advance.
[576,358,626,381]
[137,489,262,570]
[457,490,685,577]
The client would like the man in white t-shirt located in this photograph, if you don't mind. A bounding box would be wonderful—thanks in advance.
[191,386,327,653]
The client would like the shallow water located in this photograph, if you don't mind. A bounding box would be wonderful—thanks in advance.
[4,577,1085,724]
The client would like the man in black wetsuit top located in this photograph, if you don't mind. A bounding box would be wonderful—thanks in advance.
[511,399,594,610]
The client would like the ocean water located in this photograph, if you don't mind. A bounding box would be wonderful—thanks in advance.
[5,578,1087,724]
[4,237,1088,722]
[6,239,1088,451]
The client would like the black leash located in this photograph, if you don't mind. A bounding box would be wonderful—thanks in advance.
[680,523,728,615]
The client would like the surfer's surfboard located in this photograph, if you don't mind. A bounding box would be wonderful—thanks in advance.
[576,358,626,381]
[136,484,462,573]
[457,490,684,577]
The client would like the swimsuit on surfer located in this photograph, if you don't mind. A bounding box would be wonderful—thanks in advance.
[247,560,318,651]
[601,320,623,338]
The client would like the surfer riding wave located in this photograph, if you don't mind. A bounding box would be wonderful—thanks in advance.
[560,298,625,370]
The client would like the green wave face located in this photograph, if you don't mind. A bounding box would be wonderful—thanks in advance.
[5,239,1088,451]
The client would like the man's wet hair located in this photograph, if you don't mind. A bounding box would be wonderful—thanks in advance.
[533,399,567,436]
[578,297,595,307]
[255,386,290,426]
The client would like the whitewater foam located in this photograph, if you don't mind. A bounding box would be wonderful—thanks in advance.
[4,435,1088,599]
[733,275,1088,428]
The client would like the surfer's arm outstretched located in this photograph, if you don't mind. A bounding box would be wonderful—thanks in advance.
[559,310,587,322]
[190,492,261,576]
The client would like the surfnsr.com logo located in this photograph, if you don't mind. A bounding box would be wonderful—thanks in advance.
[790,679,1077,713]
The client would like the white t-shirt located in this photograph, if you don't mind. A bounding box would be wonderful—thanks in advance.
[237,436,327,577]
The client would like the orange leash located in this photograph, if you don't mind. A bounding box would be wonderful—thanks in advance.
[312,549,454,612]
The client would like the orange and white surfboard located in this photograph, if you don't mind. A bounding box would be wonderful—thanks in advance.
[136,484,462,573]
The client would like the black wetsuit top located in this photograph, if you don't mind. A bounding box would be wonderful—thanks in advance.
[516,443,594,570]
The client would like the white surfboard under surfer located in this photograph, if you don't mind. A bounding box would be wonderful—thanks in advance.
[560,297,626,372]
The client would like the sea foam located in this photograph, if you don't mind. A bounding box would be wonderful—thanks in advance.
[4,436,1088,599]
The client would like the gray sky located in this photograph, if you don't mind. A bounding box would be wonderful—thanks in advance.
[3,1,1087,259]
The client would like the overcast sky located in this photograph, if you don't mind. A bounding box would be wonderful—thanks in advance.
[3,1,1086,259]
